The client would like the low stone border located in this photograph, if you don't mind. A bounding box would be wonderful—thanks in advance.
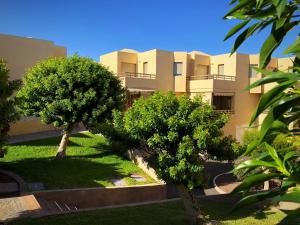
[127,149,163,183]
[0,169,28,194]
[33,183,167,212]
[213,173,228,194]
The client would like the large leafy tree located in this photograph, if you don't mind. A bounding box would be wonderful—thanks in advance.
[224,0,300,213]
[117,92,228,225]
[17,55,125,158]
[0,59,20,157]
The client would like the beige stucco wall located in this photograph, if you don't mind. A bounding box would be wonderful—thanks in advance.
[99,49,292,140]
[0,34,67,136]
[155,50,174,91]
[227,53,261,140]
[174,52,188,92]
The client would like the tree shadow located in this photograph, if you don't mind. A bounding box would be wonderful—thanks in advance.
[277,209,300,224]
[10,132,92,147]
[0,155,131,189]
[198,194,276,223]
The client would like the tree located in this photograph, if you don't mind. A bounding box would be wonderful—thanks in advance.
[17,55,125,158]
[224,0,300,213]
[0,59,21,157]
[116,92,228,225]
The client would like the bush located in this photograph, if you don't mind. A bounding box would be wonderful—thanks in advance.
[242,129,260,146]
[207,135,244,161]
[93,110,139,155]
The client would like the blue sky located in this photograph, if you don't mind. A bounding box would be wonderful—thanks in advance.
[1,0,297,60]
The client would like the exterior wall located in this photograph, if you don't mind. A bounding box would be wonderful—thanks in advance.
[99,48,291,141]
[230,54,261,140]
[174,52,188,92]
[0,34,67,136]
[100,51,119,74]
[155,50,174,91]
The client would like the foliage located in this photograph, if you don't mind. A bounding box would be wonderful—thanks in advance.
[224,0,300,212]
[224,0,300,68]
[242,129,260,146]
[17,55,125,157]
[113,91,228,224]
[92,110,139,155]
[207,135,244,161]
[17,54,125,129]
[120,92,228,188]
[0,59,21,156]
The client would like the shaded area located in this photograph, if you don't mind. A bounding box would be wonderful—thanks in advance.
[12,132,92,147]
[0,132,154,189]
[8,199,297,225]
[0,157,128,189]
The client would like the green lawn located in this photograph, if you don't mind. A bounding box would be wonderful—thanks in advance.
[0,132,154,189]
[9,199,299,225]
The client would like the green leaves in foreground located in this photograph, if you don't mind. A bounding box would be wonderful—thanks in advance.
[224,0,300,68]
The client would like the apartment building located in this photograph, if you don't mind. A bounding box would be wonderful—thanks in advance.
[0,34,67,136]
[100,49,293,140]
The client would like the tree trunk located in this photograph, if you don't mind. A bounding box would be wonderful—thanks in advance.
[0,146,4,158]
[56,127,73,158]
[177,184,207,225]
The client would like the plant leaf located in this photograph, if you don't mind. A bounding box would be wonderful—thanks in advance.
[250,80,296,125]
[231,23,262,54]
[235,159,278,171]
[232,190,282,211]
[231,173,279,194]
[224,20,250,41]
[260,21,299,68]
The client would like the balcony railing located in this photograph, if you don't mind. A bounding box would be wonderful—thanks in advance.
[214,109,234,114]
[187,74,236,81]
[120,72,156,79]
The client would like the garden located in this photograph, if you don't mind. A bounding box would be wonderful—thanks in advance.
[0,132,154,189]
[1,1,300,225]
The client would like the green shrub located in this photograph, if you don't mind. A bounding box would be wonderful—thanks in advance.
[242,129,260,146]
[207,135,244,161]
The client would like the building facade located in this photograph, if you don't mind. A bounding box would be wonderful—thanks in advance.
[0,34,67,136]
[100,49,293,140]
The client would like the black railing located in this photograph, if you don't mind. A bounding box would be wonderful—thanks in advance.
[214,109,234,114]
[120,72,157,79]
[187,74,235,81]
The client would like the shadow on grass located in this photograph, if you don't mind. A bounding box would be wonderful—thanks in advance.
[0,155,130,189]
[11,132,93,147]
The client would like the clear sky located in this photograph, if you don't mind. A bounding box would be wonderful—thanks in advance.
[1,0,297,60]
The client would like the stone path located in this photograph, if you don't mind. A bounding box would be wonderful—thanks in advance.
[0,195,41,222]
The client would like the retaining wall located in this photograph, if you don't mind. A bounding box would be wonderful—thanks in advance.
[33,184,167,209]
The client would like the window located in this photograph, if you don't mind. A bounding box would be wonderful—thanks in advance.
[249,64,258,77]
[196,65,210,76]
[218,64,224,75]
[143,62,148,74]
[212,95,233,111]
[173,62,183,76]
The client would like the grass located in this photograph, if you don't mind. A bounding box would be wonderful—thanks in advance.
[0,132,154,189]
[9,199,299,225]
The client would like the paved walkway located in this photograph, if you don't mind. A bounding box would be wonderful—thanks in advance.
[9,127,86,144]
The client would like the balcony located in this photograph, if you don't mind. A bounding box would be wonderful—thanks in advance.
[187,74,236,93]
[120,72,156,79]
[118,72,158,90]
[187,74,236,81]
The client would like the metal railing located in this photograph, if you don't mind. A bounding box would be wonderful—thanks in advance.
[120,72,157,79]
[187,74,236,81]
[214,109,234,114]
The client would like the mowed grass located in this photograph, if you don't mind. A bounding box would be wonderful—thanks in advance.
[0,132,154,189]
[10,199,298,225]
